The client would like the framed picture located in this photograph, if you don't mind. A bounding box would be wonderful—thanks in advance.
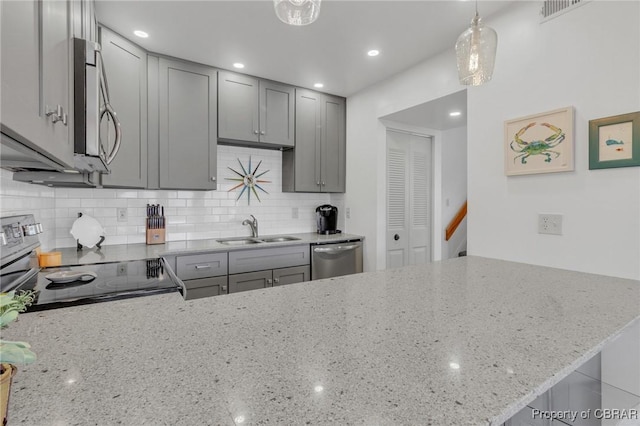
[504,107,574,176]
[589,111,640,170]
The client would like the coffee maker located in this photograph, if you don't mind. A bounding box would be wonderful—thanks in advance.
[316,205,341,234]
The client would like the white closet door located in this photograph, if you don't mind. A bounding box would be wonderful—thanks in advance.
[386,130,432,269]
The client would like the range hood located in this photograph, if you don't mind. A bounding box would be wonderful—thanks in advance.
[1,132,101,188]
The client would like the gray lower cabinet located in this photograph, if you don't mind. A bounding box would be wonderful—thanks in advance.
[228,265,310,294]
[156,57,217,190]
[228,245,310,294]
[282,89,345,193]
[99,26,147,188]
[272,265,310,286]
[175,252,228,300]
[1,0,74,169]
[183,276,227,300]
[218,71,294,148]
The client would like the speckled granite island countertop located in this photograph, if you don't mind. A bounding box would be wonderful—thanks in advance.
[50,232,364,266]
[5,256,640,425]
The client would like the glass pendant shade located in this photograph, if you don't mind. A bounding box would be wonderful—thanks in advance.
[455,14,498,86]
[274,0,321,26]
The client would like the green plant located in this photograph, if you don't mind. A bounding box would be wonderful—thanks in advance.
[0,291,37,367]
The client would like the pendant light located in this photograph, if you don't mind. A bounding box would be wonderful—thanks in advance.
[455,1,498,86]
[274,0,321,26]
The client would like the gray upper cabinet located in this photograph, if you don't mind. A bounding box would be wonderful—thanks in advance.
[282,89,346,193]
[99,26,147,188]
[218,71,294,148]
[157,58,217,190]
[1,0,74,169]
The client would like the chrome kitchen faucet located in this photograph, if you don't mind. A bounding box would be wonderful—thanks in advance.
[242,215,258,237]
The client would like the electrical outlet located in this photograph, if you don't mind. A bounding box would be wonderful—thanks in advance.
[117,263,128,276]
[346,207,351,219]
[538,214,563,235]
[292,207,299,219]
[117,208,127,222]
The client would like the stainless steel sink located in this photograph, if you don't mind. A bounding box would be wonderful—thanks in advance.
[216,237,263,246]
[260,236,301,243]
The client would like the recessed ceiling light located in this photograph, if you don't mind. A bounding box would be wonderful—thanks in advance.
[314,83,324,88]
[367,49,380,57]
[233,63,245,69]
[133,30,148,38]
[449,111,462,117]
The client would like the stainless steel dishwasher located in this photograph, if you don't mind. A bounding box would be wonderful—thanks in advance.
[311,240,363,280]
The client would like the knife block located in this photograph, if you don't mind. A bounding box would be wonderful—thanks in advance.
[146,227,165,245]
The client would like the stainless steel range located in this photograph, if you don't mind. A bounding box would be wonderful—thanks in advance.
[0,215,180,311]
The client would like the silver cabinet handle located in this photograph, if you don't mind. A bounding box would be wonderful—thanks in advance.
[260,131,265,135]
[322,181,325,186]
[194,265,211,270]
[210,176,216,182]
[254,130,259,135]
[274,278,280,284]
[316,181,320,186]
[46,105,67,125]
[267,278,273,285]
[313,244,360,253]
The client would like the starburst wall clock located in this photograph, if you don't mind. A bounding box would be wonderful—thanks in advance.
[226,156,271,205]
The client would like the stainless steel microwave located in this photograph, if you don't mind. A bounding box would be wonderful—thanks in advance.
[73,37,121,173]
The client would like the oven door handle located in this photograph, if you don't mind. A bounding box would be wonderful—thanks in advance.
[7,267,40,292]
[161,257,187,300]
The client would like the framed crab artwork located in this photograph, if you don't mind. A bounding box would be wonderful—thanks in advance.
[589,111,640,170]
[504,107,574,176]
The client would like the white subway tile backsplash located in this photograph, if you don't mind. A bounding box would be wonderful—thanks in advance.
[1,145,331,249]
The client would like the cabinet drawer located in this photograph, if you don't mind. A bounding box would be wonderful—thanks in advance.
[228,270,272,294]
[229,245,309,274]
[183,276,227,300]
[176,252,227,280]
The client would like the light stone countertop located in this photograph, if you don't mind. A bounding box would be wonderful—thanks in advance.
[5,256,640,425]
[47,232,364,267]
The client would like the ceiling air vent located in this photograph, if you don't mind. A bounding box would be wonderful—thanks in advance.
[540,0,590,22]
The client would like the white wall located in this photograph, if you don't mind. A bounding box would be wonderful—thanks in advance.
[346,51,462,271]
[467,1,640,280]
[0,145,331,250]
[347,1,640,279]
[441,126,467,259]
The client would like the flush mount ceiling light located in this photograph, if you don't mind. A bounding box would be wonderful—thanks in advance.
[314,83,324,88]
[274,0,321,26]
[233,63,245,69]
[454,0,498,86]
[133,30,148,38]
[449,111,462,117]
[367,49,380,57]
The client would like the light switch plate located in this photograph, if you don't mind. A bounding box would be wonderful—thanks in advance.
[346,207,351,219]
[292,207,298,219]
[538,214,563,235]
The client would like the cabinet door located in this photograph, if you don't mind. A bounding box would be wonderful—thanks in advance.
[99,27,147,188]
[0,0,74,169]
[158,58,217,190]
[228,270,272,294]
[41,0,72,164]
[293,89,322,192]
[217,71,259,143]
[259,80,294,147]
[321,95,346,192]
[183,276,228,300]
[273,265,309,286]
